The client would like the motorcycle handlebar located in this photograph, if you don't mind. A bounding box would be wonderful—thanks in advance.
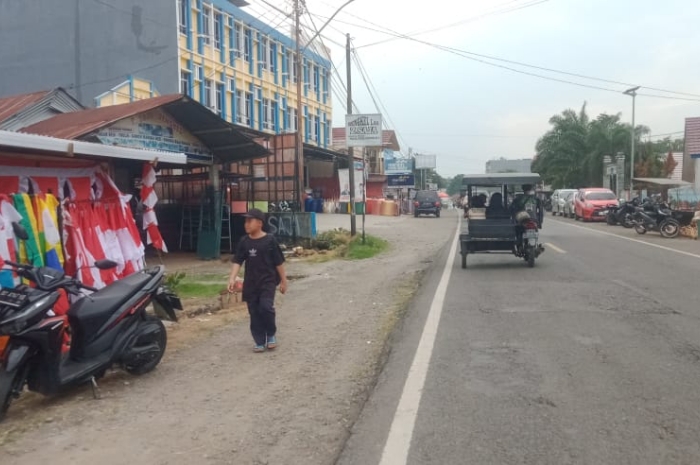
[79,283,99,293]
[2,260,26,269]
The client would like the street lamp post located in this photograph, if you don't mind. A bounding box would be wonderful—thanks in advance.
[624,86,640,199]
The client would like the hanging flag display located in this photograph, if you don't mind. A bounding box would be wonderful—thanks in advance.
[140,163,168,252]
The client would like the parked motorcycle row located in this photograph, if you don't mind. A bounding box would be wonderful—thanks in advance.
[0,222,182,421]
[606,197,696,238]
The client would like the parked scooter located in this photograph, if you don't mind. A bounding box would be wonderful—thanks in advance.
[0,223,181,420]
[606,199,637,228]
[633,199,680,238]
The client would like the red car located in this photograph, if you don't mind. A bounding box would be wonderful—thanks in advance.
[574,188,618,221]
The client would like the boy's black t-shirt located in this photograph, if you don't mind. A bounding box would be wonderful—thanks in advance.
[233,234,285,300]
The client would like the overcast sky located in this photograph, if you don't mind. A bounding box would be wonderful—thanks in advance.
[250,0,700,177]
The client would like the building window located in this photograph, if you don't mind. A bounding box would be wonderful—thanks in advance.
[215,83,224,116]
[310,115,319,142]
[312,65,319,93]
[268,41,276,73]
[238,91,252,126]
[214,13,222,50]
[180,70,190,95]
[203,79,212,108]
[262,98,275,131]
[196,65,203,80]
[260,36,268,70]
[290,107,298,132]
[201,6,211,44]
[243,27,251,62]
[228,78,235,93]
[178,0,188,34]
[234,23,243,57]
[288,51,298,83]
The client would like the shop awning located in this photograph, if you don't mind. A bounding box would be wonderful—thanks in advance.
[633,177,691,186]
[20,94,269,164]
[0,129,186,164]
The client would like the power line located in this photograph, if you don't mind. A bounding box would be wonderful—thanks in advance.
[358,0,548,49]
[312,13,700,101]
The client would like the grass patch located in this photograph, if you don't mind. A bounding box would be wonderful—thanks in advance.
[176,282,225,298]
[345,234,389,260]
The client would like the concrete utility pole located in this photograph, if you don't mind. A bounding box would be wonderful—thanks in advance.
[294,0,304,211]
[346,32,356,236]
[624,86,640,199]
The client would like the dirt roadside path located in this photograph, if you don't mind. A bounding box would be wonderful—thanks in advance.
[1,211,457,465]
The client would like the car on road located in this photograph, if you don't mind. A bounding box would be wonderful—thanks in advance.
[562,192,576,218]
[551,189,578,216]
[414,190,441,217]
[574,188,618,221]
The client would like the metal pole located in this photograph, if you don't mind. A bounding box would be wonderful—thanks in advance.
[294,0,304,211]
[630,93,636,199]
[362,147,366,244]
[346,32,356,236]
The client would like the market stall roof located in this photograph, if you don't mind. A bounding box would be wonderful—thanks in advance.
[303,143,347,162]
[20,94,269,164]
[0,129,186,164]
[633,177,692,186]
[461,173,542,186]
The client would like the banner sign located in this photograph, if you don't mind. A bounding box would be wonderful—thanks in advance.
[387,174,415,188]
[384,149,413,174]
[96,109,213,164]
[414,154,437,170]
[338,167,365,202]
[346,113,382,147]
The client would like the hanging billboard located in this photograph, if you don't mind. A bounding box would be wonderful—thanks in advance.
[384,149,413,174]
[346,113,382,147]
[414,154,437,170]
[387,174,415,188]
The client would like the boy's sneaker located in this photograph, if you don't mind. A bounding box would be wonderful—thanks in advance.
[253,344,266,353]
[266,336,277,350]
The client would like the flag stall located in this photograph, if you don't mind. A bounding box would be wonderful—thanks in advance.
[0,162,165,290]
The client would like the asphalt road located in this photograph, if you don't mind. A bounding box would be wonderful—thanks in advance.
[338,213,700,465]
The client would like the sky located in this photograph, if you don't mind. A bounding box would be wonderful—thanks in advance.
[246,0,700,177]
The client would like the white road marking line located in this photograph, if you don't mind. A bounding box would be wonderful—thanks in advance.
[545,242,566,254]
[553,219,700,260]
[378,217,460,465]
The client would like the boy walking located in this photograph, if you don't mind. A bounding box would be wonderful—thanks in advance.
[229,208,288,352]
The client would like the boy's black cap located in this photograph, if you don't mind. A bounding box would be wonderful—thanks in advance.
[243,208,265,221]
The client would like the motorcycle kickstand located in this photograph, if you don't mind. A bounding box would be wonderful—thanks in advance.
[90,376,102,400]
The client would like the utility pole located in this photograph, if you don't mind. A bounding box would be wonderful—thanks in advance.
[346,32,356,236]
[294,0,304,211]
[624,86,640,199]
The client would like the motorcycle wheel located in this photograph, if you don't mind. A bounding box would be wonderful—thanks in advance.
[634,223,647,235]
[0,368,22,422]
[606,214,617,226]
[526,247,535,268]
[622,214,635,228]
[124,316,167,375]
[660,219,680,238]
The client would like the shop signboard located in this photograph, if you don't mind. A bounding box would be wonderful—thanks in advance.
[414,154,437,170]
[96,109,213,164]
[345,113,382,147]
[387,174,415,188]
[384,149,413,174]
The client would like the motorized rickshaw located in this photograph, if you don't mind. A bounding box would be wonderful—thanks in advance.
[460,173,545,268]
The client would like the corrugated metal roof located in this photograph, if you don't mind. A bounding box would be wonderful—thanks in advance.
[331,127,401,151]
[20,94,269,164]
[0,90,52,125]
[21,94,183,139]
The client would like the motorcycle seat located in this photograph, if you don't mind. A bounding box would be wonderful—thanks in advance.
[68,272,153,343]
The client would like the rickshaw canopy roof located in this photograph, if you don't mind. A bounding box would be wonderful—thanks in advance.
[462,173,541,187]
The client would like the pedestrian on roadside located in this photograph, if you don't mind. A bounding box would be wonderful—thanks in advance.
[228,208,288,353]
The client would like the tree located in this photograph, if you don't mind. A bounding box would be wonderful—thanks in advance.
[663,151,679,178]
[446,175,464,196]
[533,102,651,189]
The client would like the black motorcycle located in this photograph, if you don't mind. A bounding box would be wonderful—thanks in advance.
[633,199,680,238]
[0,224,181,420]
[606,199,637,228]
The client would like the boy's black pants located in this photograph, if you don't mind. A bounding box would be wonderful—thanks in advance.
[246,288,277,346]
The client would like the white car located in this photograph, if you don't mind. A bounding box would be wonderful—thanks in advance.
[562,192,576,218]
[551,189,578,216]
